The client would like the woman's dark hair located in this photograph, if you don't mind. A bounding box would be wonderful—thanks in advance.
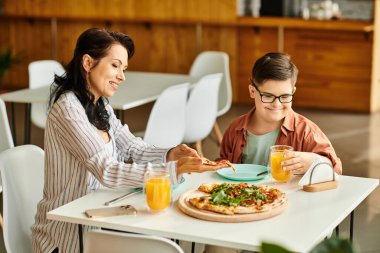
[251,52,298,87]
[50,28,135,131]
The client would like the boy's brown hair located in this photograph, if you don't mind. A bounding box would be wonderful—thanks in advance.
[251,52,298,87]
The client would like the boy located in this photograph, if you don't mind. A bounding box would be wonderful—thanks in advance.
[205,52,341,253]
[220,52,342,174]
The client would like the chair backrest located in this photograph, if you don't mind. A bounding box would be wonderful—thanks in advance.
[84,230,185,253]
[28,60,65,89]
[0,98,14,193]
[0,145,44,253]
[0,98,14,153]
[143,83,190,148]
[183,73,223,143]
[28,60,65,128]
[189,51,232,117]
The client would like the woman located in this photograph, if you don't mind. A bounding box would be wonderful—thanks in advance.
[32,28,226,253]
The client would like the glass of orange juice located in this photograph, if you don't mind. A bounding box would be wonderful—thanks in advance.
[144,170,171,212]
[270,145,293,182]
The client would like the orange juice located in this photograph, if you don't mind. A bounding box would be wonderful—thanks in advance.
[270,145,292,182]
[145,177,171,211]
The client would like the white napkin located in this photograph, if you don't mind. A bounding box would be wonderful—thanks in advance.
[298,158,339,186]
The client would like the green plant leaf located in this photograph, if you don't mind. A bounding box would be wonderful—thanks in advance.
[0,48,20,77]
[261,237,356,253]
[310,237,356,253]
[261,242,293,253]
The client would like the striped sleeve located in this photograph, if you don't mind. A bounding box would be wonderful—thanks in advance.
[52,96,180,188]
[108,104,170,163]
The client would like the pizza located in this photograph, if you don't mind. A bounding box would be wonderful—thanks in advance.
[188,182,286,215]
[202,158,237,173]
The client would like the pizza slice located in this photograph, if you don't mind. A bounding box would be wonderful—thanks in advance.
[189,197,236,215]
[202,158,237,173]
[198,183,220,193]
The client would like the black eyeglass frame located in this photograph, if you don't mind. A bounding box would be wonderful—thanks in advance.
[249,78,295,103]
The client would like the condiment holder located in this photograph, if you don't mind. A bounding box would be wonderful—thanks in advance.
[302,162,339,192]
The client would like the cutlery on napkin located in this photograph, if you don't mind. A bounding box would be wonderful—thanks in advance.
[104,188,143,206]
[85,205,137,218]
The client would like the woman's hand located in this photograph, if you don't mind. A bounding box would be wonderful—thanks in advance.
[176,157,228,175]
[167,144,199,161]
[282,151,330,174]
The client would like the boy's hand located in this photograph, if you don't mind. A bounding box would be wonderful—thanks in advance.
[281,151,319,174]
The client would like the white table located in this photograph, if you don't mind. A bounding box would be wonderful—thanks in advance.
[47,172,378,253]
[0,71,192,143]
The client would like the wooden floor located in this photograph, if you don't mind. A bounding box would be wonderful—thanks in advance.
[1,103,380,252]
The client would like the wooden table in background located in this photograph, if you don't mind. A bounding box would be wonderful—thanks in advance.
[0,71,193,144]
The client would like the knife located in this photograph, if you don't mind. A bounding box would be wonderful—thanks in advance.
[104,188,143,206]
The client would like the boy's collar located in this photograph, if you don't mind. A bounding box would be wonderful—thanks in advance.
[235,107,256,132]
[282,109,295,132]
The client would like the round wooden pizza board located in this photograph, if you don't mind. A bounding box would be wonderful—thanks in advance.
[177,188,288,223]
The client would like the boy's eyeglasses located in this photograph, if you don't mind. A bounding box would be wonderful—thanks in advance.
[249,78,295,103]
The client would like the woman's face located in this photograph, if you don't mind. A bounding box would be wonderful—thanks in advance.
[85,43,129,101]
[249,78,295,124]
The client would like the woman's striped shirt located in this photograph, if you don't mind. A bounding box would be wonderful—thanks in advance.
[32,91,179,253]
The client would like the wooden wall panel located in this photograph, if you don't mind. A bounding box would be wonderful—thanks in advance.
[200,26,238,102]
[285,29,372,111]
[56,21,108,65]
[285,30,372,79]
[237,27,278,103]
[111,23,197,73]
[1,0,378,112]
[292,77,370,111]
[3,0,236,22]
[0,19,11,90]
[0,19,11,88]
[0,19,52,89]
[371,0,380,111]
[56,21,197,74]
[0,19,11,45]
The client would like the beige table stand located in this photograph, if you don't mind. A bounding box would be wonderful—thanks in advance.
[303,162,339,192]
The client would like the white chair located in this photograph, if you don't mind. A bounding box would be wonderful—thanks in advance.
[0,145,44,253]
[141,83,190,148]
[0,98,14,154]
[0,98,15,228]
[28,60,65,129]
[183,73,223,156]
[189,51,232,144]
[0,98,14,193]
[84,230,184,253]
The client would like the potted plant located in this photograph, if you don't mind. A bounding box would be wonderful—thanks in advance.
[0,47,19,92]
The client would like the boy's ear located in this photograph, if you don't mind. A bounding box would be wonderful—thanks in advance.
[82,54,94,72]
[249,85,255,99]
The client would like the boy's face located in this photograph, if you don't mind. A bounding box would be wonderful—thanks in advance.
[249,78,295,124]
